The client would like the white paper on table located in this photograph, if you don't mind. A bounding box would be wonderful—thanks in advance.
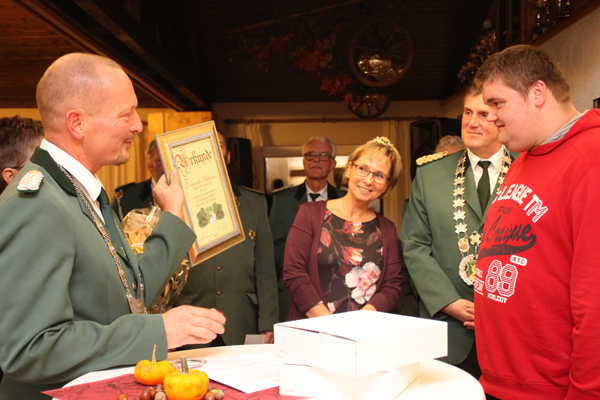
[244,334,265,345]
[204,352,282,393]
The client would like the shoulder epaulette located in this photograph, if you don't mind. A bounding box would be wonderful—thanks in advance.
[241,186,265,195]
[416,151,449,166]
[17,170,44,193]
[113,181,136,193]
[272,185,292,194]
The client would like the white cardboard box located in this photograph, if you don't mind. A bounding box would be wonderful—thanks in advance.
[274,311,446,377]
[279,362,420,400]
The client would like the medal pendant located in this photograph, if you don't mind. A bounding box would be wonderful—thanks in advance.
[127,293,146,314]
[459,254,477,285]
[458,238,470,253]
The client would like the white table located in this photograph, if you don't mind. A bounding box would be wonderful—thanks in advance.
[60,344,484,400]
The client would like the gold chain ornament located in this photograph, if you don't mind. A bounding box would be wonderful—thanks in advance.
[454,147,511,285]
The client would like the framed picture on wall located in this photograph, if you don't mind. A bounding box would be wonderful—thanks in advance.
[155,121,244,266]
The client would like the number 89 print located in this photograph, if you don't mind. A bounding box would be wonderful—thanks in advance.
[474,260,519,302]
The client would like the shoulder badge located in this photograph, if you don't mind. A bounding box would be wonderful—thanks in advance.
[416,151,449,166]
[114,182,136,193]
[272,185,291,194]
[17,170,44,193]
[242,186,265,195]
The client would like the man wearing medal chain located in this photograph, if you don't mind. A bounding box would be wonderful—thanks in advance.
[0,53,226,400]
[400,86,517,378]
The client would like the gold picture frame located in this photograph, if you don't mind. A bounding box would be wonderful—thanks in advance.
[155,121,244,266]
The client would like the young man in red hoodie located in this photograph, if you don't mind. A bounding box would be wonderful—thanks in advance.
[474,45,600,400]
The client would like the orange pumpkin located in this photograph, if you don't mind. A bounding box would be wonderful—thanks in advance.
[164,356,209,400]
[134,344,176,385]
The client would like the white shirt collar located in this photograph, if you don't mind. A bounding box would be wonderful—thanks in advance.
[467,146,504,172]
[306,181,328,201]
[40,139,104,201]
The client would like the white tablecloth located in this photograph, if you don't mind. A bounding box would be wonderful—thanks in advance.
[58,344,485,400]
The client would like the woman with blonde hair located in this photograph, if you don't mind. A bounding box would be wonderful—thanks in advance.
[283,137,403,320]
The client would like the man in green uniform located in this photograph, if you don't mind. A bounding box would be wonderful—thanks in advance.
[0,115,45,386]
[400,87,516,378]
[176,132,279,345]
[0,115,44,194]
[0,53,225,400]
[112,140,164,220]
[269,136,345,321]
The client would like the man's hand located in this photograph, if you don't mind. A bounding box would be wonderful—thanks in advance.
[442,299,475,330]
[161,305,226,349]
[153,170,184,219]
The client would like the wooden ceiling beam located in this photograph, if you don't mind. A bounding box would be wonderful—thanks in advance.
[9,0,207,111]
[70,0,207,108]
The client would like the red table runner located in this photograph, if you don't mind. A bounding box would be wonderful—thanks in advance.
[43,373,305,400]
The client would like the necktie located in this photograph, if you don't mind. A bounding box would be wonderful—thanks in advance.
[477,160,492,210]
[98,188,125,252]
[309,193,321,201]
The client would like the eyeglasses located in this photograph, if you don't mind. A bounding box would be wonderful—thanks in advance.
[351,162,390,184]
[303,152,332,162]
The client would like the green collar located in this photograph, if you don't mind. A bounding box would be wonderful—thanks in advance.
[30,147,77,197]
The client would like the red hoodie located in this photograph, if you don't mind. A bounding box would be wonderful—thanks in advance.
[475,109,600,400]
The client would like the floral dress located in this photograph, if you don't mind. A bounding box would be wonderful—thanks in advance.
[317,209,383,313]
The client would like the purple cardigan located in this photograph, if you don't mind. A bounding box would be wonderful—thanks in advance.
[283,201,403,321]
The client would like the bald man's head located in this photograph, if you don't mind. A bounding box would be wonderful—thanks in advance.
[35,53,143,173]
[36,53,124,134]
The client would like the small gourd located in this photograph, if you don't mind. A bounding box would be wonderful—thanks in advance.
[164,356,210,400]
[134,344,176,385]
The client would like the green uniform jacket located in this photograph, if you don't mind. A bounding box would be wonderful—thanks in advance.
[269,181,345,321]
[400,150,516,364]
[175,184,279,345]
[0,148,196,400]
[111,178,154,220]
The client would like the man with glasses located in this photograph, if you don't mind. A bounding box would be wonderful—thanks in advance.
[400,86,517,379]
[0,116,44,195]
[270,136,345,321]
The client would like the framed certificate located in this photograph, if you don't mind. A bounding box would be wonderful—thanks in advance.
[155,121,244,266]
